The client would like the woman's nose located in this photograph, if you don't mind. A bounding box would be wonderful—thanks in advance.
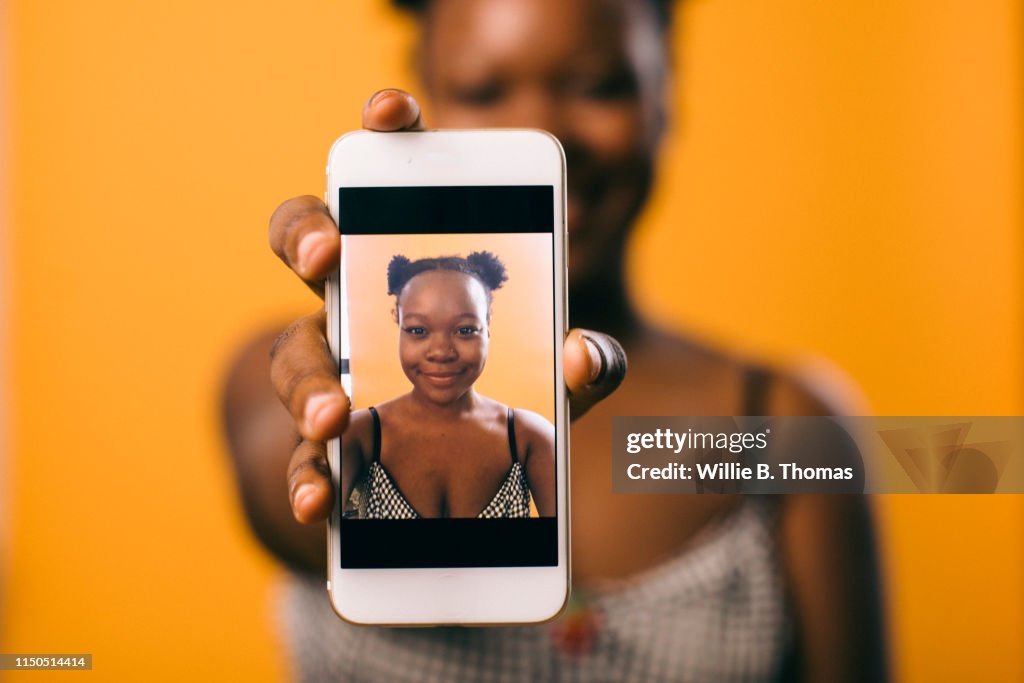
[425,336,457,362]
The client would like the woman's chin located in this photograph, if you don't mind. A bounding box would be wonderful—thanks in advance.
[412,384,473,407]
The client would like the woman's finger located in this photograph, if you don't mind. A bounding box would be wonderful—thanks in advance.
[270,311,350,441]
[269,195,340,294]
[564,328,628,421]
[269,90,424,292]
[362,89,426,131]
[287,438,334,524]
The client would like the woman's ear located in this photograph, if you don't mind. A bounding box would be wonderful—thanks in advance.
[391,307,399,324]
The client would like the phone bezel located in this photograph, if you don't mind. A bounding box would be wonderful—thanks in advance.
[324,129,569,626]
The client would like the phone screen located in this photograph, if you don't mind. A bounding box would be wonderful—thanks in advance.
[336,185,560,569]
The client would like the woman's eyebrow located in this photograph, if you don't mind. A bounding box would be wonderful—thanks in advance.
[400,311,483,321]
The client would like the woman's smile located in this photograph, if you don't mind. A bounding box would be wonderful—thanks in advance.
[419,368,468,386]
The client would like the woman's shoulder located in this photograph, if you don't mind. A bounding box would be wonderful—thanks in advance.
[737,349,868,417]
[509,407,554,435]
[347,406,375,427]
[343,407,377,452]
[630,325,866,417]
[507,408,554,465]
[507,408,554,454]
[471,395,552,439]
[360,394,411,420]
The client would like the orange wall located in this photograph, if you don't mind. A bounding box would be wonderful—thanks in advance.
[3,1,1021,682]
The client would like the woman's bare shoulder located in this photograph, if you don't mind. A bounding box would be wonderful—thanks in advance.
[627,326,865,417]
[470,395,552,443]
[509,408,554,468]
[341,408,376,460]
[753,355,867,417]
[364,394,412,420]
[777,493,887,680]
[346,407,375,433]
[511,408,555,438]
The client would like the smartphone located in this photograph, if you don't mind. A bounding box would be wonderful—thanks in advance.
[324,130,569,625]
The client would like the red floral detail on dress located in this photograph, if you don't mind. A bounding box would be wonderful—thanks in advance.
[549,591,604,657]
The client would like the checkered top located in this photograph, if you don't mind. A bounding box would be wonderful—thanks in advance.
[363,460,531,519]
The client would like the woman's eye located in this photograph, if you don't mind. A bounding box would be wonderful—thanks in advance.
[403,327,426,337]
[457,326,481,336]
[574,72,638,101]
[449,82,504,107]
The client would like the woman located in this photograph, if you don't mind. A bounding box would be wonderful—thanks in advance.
[223,0,887,680]
[343,252,556,519]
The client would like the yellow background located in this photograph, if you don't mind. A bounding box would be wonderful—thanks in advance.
[2,1,1021,681]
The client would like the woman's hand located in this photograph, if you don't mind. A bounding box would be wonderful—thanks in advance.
[268,89,626,525]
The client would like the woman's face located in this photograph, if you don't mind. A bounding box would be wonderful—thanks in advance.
[419,0,668,288]
[397,270,490,404]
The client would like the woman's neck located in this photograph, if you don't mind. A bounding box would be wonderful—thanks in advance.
[407,387,479,417]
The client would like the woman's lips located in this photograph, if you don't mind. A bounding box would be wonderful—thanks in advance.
[420,370,464,387]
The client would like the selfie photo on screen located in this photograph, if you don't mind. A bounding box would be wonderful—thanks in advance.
[339,241,557,521]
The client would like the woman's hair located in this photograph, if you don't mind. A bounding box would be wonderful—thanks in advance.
[391,0,678,30]
[387,251,508,305]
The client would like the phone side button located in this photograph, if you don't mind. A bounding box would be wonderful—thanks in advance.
[326,579,332,592]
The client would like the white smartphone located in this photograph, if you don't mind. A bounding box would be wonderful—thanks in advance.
[324,129,569,626]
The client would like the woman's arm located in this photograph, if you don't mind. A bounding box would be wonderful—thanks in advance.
[339,410,372,504]
[222,334,374,574]
[515,409,557,516]
[221,331,326,575]
[769,372,888,682]
[780,495,888,683]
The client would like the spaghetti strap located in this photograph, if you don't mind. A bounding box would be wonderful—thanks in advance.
[367,406,381,463]
[506,408,519,464]
[742,367,771,416]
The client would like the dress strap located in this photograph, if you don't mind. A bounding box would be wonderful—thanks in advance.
[507,408,519,464]
[367,406,382,463]
[742,367,772,416]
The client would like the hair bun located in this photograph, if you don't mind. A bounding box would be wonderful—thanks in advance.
[387,254,412,295]
[391,0,427,11]
[466,251,508,291]
[391,0,675,27]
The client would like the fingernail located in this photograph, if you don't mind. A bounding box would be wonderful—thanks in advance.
[293,483,317,513]
[369,88,398,106]
[405,95,421,122]
[297,232,331,277]
[304,392,339,435]
[580,333,608,384]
